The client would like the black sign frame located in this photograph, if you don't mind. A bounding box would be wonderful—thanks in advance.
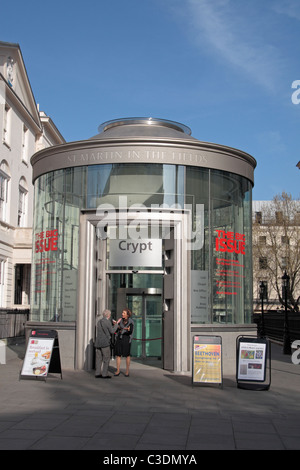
[20,329,62,381]
[236,335,271,390]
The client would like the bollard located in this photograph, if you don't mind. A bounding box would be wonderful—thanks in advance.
[0,339,6,364]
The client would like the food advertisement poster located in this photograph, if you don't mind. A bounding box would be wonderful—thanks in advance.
[193,342,222,384]
[21,335,54,378]
[237,341,267,382]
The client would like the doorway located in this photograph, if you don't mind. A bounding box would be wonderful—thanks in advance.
[121,288,162,359]
[77,212,190,373]
[110,272,163,361]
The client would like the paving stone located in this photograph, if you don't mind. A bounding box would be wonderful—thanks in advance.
[1,340,300,450]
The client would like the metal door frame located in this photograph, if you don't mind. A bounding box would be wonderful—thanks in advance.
[77,209,190,373]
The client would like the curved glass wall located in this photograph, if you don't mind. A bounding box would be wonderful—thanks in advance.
[186,167,252,324]
[31,163,252,325]
[31,168,84,322]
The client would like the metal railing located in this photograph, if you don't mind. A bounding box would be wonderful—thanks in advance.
[0,309,30,339]
[253,311,300,344]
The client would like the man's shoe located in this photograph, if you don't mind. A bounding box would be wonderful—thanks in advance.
[101,375,111,379]
[95,375,102,378]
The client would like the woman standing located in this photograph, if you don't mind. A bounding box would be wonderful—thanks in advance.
[114,308,134,377]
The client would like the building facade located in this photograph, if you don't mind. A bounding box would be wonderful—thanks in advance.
[0,41,64,312]
[253,198,300,313]
[29,118,257,374]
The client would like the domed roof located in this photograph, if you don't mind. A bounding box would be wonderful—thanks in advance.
[89,117,196,140]
[31,116,256,185]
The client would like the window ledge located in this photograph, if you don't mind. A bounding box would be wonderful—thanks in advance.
[0,220,14,230]
[2,140,11,150]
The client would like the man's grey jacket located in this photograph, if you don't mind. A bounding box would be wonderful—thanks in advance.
[95,317,118,349]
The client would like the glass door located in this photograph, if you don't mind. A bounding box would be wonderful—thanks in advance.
[145,294,162,357]
[106,273,163,360]
[126,290,162,359]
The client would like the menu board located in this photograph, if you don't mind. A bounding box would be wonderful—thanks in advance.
[237,338,267,382]
[20,330,60,380]
[192,335,222,385]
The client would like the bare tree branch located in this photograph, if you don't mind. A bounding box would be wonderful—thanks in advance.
[253,192,300,312]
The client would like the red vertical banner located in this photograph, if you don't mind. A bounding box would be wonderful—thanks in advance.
[35,229,59,253]
[214,230,245,296]
[33,229,59,295]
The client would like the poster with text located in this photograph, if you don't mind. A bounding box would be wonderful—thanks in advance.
[193,343,222,384]
[237,341,267,382]
[21,336,54,378]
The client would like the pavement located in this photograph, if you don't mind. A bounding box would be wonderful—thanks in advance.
[0,337,300,453]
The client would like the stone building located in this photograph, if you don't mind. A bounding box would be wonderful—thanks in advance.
[0,41,64,311]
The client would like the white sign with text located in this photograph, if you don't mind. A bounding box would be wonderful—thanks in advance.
[109,239,162,267]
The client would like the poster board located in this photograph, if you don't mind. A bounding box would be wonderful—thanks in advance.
[192,335,222,386]
[236,336,270,390]
[20,329,62,380]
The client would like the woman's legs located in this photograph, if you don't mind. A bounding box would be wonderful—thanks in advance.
[115,356,121,375]
[125,355,131,376]
[114,355,130,376]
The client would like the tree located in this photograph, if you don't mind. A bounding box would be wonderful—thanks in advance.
[253,192,300,312]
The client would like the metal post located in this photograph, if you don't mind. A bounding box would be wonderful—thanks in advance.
[259,281,265,337]
[282,271,291,355]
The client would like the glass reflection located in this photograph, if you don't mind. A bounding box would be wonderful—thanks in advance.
[31,163,253,326]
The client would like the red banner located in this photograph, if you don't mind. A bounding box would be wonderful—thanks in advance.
[35,229,58,253]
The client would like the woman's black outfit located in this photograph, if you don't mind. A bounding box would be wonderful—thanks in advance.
[114,318,134,357]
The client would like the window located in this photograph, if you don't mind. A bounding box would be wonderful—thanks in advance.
[259,236,266,245]
[18,177,28,227]
[21,125,29,163]
[275,211,283,224]
[14,264,31,305]
[281,236,289,245]
[255,212,262,224]
[259,257,268,270]
[0,259,6,307]
[0,161,10,222]
[3,103,11,146]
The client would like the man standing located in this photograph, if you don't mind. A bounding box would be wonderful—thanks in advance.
[95,309,119,378]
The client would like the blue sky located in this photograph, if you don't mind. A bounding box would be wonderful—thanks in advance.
[2,0,300,200]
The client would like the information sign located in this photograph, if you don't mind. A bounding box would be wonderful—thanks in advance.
[20,329,62,380]
[109,239,162,267]
[236,336,270,390]
[191,270,208,323]
[192,335,222,386]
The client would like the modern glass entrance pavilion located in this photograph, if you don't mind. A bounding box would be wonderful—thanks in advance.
[29,118,257,374]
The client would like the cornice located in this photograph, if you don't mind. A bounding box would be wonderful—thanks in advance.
[0,73,41,133]
[31,135,256,169]
[40,113,65,145]
[31,134,256,186]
